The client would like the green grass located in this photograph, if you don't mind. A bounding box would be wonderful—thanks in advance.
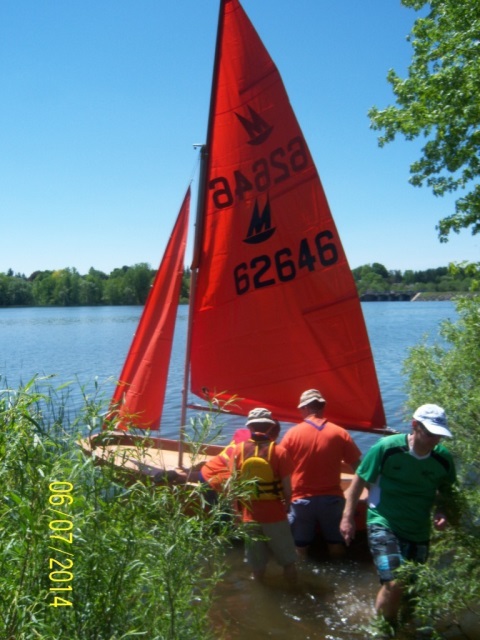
[0,379,242,639]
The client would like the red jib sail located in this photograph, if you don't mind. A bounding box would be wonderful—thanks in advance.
[190,0,385,431]
[110,188,190,430]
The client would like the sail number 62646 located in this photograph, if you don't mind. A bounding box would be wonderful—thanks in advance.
[233,231,338,295]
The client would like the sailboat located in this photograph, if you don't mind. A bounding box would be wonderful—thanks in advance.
[80,0,388,483]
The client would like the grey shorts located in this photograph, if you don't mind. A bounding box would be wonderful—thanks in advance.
[288,495,345,546]
[244,520,297,571]
[367,524,430,584]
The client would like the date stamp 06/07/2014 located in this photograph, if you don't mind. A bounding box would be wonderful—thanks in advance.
[47,481,74,608]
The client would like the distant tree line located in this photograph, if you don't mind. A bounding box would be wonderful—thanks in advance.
[0,263,474,307]
[0,265,191,307]
[352,263,474,296]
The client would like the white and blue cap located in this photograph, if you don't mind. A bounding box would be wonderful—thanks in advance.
[413,404,452,438]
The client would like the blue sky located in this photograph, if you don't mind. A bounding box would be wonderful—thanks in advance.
[1,0,477,277]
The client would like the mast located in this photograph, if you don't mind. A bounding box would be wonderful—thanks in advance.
[178,0,227,468]
[178,145,207,468]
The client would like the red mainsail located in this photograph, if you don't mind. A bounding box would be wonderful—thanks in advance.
[190,0,385,430]
[110,188,190,430]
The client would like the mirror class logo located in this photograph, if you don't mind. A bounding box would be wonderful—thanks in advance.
[236,105,276,244]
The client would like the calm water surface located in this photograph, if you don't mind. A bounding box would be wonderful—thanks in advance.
[0,301,457,449]
[0,301,459,639]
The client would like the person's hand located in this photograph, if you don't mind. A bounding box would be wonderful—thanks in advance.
[340,516,356,546]
[433,512,447,530]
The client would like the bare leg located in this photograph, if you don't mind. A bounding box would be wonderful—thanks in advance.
[376,580,403,622]
[283,562,298,585]
[295,545,309,560]
[251,568,266,582]
[327,542,346,559]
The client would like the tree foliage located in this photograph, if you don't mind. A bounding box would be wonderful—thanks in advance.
[0,381,242,639]
[369,0,480,240]
[352,262,473,296]
[0,266,192,307]
[0,264,474,306]
[400,295,480,634]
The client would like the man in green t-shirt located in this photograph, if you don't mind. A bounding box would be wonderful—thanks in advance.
[340,404,457,626]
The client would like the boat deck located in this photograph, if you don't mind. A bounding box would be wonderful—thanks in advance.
[81,442,200,478]
[78,432,364,496]
[78,433,220,482]
[78,433,368,531]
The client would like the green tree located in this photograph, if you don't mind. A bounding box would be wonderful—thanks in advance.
[180,268,191,303]
[50,268,81,306]
[31,271,55,305]
[7,276,33,306]
[79,268,107,305]
[403,270,416,286]
[125,263,154,304]
[370,262,389,280]
[0,274,10,306]
[389,270,403,284]
[369,0,480,240]
[103,266,135,305]
[400,295,480,633]
[352,264,390,295]
[103,275,126,305]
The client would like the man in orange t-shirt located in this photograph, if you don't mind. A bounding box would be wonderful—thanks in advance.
[280,389,361,558]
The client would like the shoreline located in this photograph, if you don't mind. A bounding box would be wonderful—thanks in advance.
[360,292,463,302]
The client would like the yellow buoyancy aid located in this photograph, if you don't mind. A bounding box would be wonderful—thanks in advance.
[238,440,283,501]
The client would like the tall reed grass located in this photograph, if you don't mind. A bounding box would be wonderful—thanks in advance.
[0,379,242,639]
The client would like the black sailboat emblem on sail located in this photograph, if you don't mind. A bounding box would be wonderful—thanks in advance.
[235,106,273,145]
[244,198,275,244]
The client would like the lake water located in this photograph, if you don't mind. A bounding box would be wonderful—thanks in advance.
[0,301,460,639]
[0,301,457,451]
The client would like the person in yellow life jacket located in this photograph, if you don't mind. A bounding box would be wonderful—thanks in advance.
[153,428,251,493]
[231,408,297,584]
[155,429,250,530]
[198,428,250,495]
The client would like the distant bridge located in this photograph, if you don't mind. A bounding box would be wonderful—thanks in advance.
[360,292,413,301]
[360,291,458,301]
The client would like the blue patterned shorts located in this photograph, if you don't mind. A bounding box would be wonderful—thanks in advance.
[367,524,430,583]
